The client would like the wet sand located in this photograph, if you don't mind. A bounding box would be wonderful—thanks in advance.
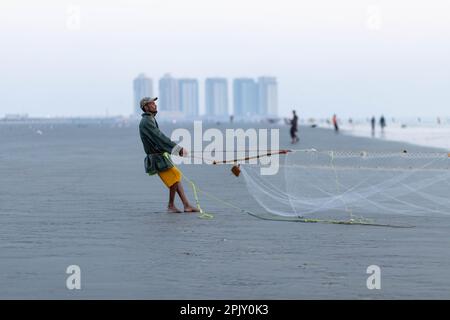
[0,121,449,299]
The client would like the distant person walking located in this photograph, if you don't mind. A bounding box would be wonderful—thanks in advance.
[286,110,299,144]
[332,114,339,133]
[379,115,386,133]
[371,116,376,136]
[139,97,199,214]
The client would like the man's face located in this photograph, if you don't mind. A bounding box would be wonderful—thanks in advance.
[145,101,157,113]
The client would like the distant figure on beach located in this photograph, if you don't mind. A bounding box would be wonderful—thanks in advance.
[379,115,386,133]
[286,110,299,144]
[230,115,234,123]
[332,114,339,133]
[139,97,199,214]
[371,116,376,137]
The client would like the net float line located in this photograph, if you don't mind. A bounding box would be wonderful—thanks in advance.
[211,149,292,165]
[184,149,449,157]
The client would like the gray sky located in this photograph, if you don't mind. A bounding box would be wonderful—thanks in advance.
[1,0,449,118]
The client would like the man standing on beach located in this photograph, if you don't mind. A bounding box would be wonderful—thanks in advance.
[286,110,299,144]
[139,97,199,213]
[332,114,339,133]
[380,115,386,133]
[371,116,376,137]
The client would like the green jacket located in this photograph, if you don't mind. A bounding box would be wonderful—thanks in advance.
[139,112,182,175]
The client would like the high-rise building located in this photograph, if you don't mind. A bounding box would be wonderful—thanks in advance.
[159,73,180,112]
[133,73,153,115]
[205,78,228,117]
[233,78,258,117]
[178,79,199,117]
[257,77,278,116]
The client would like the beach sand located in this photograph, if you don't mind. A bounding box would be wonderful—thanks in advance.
[0,122,449,299]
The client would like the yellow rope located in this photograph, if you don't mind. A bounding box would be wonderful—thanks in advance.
[187,177,214,219]
[163,152,213,219]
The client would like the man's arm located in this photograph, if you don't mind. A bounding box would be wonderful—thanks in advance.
[143,118,184,156]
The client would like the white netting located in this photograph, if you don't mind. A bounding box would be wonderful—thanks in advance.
[241,150,450,219]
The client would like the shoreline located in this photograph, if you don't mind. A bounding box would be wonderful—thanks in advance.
[339,124,450,151]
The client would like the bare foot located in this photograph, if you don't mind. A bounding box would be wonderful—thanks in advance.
[184,205,200,213]
[167,206,182,213]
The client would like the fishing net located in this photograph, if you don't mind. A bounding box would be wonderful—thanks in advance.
[240,150,450,220]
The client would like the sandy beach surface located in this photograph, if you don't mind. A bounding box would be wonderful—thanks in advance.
[0,121,449,299]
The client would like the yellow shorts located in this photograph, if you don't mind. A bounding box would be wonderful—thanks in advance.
[158,166,182,188]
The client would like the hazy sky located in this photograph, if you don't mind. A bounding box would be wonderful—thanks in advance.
[1,0,449,118]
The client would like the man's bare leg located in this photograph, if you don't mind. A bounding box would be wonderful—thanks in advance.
[175,182,199,212]
[168,183,181,213]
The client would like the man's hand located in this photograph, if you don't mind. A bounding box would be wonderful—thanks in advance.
[179,148,188,157]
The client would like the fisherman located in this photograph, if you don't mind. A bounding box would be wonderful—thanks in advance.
[139,97,199,213]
